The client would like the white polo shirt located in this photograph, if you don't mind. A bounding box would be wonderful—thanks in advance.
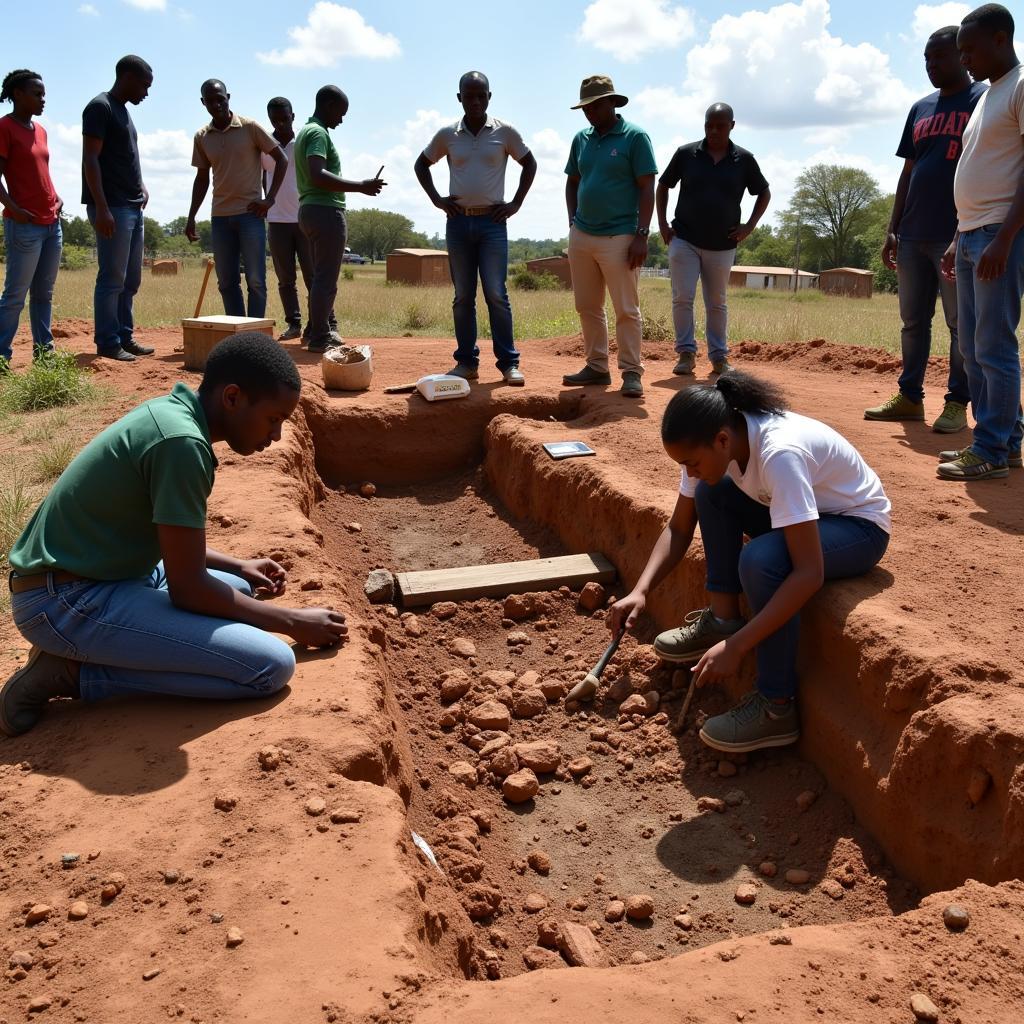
[261,136,300,224]
[422,116,530,209]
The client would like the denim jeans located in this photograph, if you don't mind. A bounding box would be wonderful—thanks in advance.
[298,205,346,344]
[211,213,267,318]
[896,239,969,405]
[446,213,519,371]
[956,223,1024,463]
[88,204,144,354]
[668,237,735,361]
[0,218,62,363]
[695,477,890,700]
[11,564,295,703]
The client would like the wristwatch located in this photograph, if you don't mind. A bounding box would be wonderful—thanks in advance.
[636,227,650,237]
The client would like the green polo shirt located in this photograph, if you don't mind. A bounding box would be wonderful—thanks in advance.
[10,383,217,580]
[294,115,345,209]
[565,115,657,236]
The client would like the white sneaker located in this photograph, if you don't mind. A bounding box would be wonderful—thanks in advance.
[502,366,525,386]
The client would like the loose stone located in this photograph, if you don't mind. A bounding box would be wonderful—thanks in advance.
[68,901,88,921]
[305,797,327,817]
[604,900,625,922]
[25,905,53,926]
[909,993,940,1021]
[213,794,238,812]
[624,895,654,921]
[734,883,758,905]
[795,790,817,812]
[527,850,552,875]
[226,927,245,948]
[785,869,811,885]
[942,904,970,931]
[502,768,540,803]
[524,893,548,913]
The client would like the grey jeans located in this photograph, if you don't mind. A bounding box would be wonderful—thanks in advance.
[267,221,312,329]
[669,237,736,361]
[298,205,347,344]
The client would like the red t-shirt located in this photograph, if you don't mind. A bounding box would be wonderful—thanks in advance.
[0,115,60,225]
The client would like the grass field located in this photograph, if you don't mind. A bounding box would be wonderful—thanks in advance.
[48,261,928,355]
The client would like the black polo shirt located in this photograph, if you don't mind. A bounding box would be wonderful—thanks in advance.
[659,140,769,251]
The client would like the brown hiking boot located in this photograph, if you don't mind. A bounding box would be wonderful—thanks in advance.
[0,647,81,736]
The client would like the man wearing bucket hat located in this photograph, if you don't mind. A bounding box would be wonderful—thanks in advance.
[563,75,657,398]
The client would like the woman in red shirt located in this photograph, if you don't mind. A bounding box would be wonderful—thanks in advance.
[0,69,63,372]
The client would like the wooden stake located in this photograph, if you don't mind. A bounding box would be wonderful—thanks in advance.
[673,674,697,734]
[194,258,214,318]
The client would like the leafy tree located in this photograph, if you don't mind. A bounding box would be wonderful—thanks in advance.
[61,214,95,248]
[345,209,426,262]
[853,194,898,292]
[143,216,165,257]
[786,164,881,269]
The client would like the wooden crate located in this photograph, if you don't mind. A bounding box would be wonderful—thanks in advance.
[180,316,275,371]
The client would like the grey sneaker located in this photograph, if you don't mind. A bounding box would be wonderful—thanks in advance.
[307,331,345,354]
[654,607,744,664]
[931,400,968,434]
[621,371,644,398]
[938,446,1022,469]
[447,364,479,381]
[0,647,81,736]
[699,691,800,753]
[278,325,302,342]
[562,365,612,386]
[936,451,1009,480]
[673,352,696,375]
[711,358,733,375]
[502,366,525,386]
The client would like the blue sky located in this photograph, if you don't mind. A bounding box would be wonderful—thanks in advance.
[9,0,979,237]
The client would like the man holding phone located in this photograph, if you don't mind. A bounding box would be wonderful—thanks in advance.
[294,85,385,353]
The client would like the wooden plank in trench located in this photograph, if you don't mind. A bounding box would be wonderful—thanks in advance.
[396,552,616,608]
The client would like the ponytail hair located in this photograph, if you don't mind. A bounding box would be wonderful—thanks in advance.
[1,69,42,104]
[661,370,788,447]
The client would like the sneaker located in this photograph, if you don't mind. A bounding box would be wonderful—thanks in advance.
[562,365,612,386]
[864,392,925,422]
[931,400,968,434]
[938,446,1022,469]
[0,647,81,736]
[278,325,302,342]
[502,366,525,386]
[936,450,1009,481]
[307,332,345,354]
[621,371,644,398]
[673,352,696,376]
[653,607,745,665]
[447,364,479,381]
[121,340,154,357]
[699,691,800,753]
[98,347,135,362]
[711,359,733,375]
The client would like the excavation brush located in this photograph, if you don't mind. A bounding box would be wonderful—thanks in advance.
[566,625,626,703]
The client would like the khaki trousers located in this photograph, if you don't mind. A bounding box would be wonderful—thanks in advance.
[567,225,644,375]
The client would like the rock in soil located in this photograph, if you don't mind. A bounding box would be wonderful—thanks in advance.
[330,809,362,824]
[512,688,547,719]
[735,883,758,905]
[577,582,606,612]
[359,482,376,497]
[214,794,238,812]
[28,996,52,1014]
[624,895,655,921]
[910,992,940,1021]
[489,748,520,778]
[524,893,548,913]
[451,637,477,658]
[759,861,778,878]
[796,790,818,812]
[257,746,282,771]
[502,768,540,803]
[557,920,607,968]
[440,669,472,703]
[567,755,593,778]
[68,901,88,921]
[604,900,626,922]
[433,601,458,620]
[942,904,970,931]
[785,869,811,885]
[469,700,512,731]
[503,594,536,621]
[515,739,561,773]
[305,797,327,816]
[226,927,245,948]
[25,905,53,925]
[448,761,478,788]
[717,760,738,778]
[697,796,726,813]
[536,917,561,948]
[364,568,395,604]
[523,945,567,970]
[966,767,992,806]
[527,849,552,875]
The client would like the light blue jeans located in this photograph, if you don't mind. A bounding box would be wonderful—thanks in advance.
[211,213,267,318]
[87,204,144,354]
[955,223,1024,463]
[0,218,62,363]
[669,237,736,361]
[10,564,295,703]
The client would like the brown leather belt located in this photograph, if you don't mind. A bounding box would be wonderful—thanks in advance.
[9,570,91,594]
[460,206,495,216]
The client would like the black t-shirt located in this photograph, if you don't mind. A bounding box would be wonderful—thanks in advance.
[81,92,144,207]
[659,140,769,251]
[896,82,986,243]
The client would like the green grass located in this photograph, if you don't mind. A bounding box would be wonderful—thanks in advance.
[32,437,77,483]
[0,462,37,613]
[0,350,96,413]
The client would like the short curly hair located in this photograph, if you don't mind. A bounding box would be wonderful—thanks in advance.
[198,332,301,400]
[1,69,42,104]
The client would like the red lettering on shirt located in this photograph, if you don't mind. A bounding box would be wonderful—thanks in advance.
[946,139,960,160]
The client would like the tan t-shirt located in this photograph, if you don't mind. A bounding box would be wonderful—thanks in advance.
[193,114,279,217]
[954,64,1024,231]
[422,117,529,209]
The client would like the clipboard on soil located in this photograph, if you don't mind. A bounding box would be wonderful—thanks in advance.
[542,441,596,460]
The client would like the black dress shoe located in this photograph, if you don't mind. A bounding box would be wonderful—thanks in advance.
[121,340,154,356]
[99,347,136,362]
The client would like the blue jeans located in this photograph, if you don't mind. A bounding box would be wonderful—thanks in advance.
[11,564,295,703]
[446,213,519,370]
[695,478,890,700]
[88,205,144,354]
[896,239,969,405]
[211,213,267,318]
[956,224,1024,463]
[668,237,735,361]
[0,219,62,363]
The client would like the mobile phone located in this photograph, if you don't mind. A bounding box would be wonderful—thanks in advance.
[375,165,384,178]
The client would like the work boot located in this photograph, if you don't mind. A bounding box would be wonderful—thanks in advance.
[938,446,1022,469]
[711,358,733,375]
[936,451,1009,481]
[653,607,745,665]
[562,365,612,386]
[699,691,800,753]
[307,331,344,354]
[0,647,82,736]
[447,364,479,381]
[931,400,968,434]
[99,347,135,362]
[121,340,154,357]
[864,392,925,422]
[502,366,525,386]
[673,352,696,375]
[278,325,302,342]
[621,371,644,398]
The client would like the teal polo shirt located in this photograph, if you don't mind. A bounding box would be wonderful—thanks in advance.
[10,383,217,580]
[295,115,345,209]
[565,115,657,236]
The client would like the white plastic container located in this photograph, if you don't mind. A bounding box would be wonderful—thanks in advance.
[322,345,373,391]
[415,373,471,402]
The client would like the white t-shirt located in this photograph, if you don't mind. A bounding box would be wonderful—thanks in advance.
[678,411,892,534]
[261,136,299,224]
[954,63,1024,231]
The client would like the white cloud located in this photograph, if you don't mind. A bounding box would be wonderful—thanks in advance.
[579,0,696,61]
[637,0,914,130]
[910,3,969,42]
[78,3,99,15]
[123,0,166,10]
[257,2,400,67]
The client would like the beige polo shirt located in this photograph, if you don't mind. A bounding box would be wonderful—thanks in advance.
[954,64,1024,231]
[193,113,279,217]
[422,117,529,209]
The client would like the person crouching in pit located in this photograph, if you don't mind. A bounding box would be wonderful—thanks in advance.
[608,371,891,752]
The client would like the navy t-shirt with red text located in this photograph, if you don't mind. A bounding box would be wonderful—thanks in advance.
[896,82,987,242]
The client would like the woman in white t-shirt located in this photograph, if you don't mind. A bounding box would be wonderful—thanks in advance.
[609,371,891,753]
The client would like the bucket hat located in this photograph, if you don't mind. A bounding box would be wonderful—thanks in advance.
[571,75,628,110]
